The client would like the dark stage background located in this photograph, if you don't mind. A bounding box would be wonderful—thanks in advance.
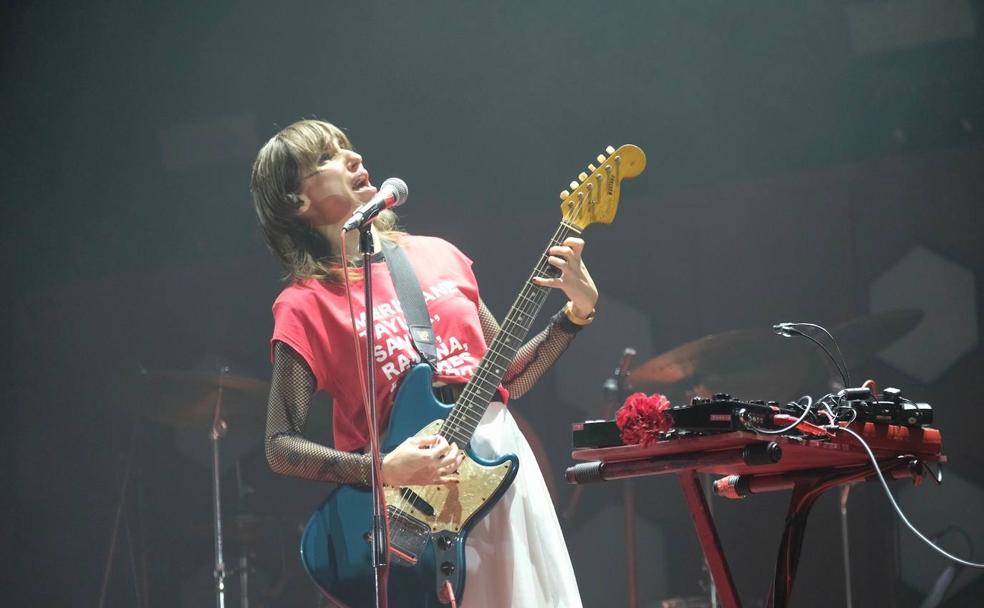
[3,1,984,606]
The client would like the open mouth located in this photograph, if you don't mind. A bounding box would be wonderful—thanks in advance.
[352,172,370,190]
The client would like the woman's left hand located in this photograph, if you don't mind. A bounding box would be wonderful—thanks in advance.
[532,237,598,318]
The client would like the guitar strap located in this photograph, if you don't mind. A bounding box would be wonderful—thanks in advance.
[380,239,438,369]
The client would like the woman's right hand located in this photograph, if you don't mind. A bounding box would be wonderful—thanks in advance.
[381,434,465,486]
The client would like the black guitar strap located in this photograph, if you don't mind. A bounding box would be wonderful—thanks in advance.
[380,239,438,369]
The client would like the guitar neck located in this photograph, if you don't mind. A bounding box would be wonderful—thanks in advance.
[440,220,583,446]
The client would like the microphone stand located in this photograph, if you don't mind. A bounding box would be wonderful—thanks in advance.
[562,349,637,604]
[359,225,390,608]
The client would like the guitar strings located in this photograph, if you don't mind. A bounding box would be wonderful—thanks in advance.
[406,229,576,444]
[386,161,609,543]
[382,223,580,540]
[387,183,597,535]
[440,222,582,438]
[386,222,585,540]
[441,155,622,439]
[436,228,576,442]
[445,223,580,422]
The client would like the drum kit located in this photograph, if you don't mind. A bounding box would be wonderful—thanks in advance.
[104,309,922,607]
[109,366,304,608]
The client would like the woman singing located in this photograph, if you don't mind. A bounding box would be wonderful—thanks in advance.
[250,119,596,607]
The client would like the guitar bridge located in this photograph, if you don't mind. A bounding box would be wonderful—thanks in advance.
[387,506,431,567]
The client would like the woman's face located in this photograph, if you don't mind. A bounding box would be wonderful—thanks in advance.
[296,147,376,227]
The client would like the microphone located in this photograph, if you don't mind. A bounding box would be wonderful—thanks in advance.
[341,177,408,232]
[616,347,637,380]
[615,347,636,395]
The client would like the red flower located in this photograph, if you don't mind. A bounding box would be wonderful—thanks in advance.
[615,392,672,446]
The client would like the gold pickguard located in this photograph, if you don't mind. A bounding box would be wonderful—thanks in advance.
[384,420,514,533]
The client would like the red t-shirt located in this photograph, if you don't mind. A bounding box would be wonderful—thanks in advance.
[271,235,508,452]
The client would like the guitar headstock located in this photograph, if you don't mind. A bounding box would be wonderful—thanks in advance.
[559,144,646,230]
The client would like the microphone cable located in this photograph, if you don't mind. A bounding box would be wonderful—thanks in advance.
[774,322,851,388]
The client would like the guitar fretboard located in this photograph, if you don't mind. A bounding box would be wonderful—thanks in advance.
[439,221,583,446]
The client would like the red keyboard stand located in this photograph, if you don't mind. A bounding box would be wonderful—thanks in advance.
[568,423,944,608]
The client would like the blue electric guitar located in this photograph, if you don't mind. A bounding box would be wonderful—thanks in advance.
[300,145,646,607]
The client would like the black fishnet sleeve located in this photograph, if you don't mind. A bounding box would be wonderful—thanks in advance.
[477,299,585,400]
[265,341,371,486]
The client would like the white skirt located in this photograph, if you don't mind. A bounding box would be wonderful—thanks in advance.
[461,402,582,608]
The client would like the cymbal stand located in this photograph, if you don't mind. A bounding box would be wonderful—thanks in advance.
[211,366,230,608]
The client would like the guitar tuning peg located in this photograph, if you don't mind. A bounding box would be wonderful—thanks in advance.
[578,172,588,181]
[587,164,597,172]
[606,145,615,155]
[559,190,570,200]
[597,154,606,164]
[569,180,579,190]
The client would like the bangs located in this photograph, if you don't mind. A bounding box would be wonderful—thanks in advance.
[279,120,353,176]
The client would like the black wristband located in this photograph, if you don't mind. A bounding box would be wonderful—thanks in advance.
[551,307,584,334]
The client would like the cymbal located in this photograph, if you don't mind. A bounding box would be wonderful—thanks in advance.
[833,309,924,368]
[629,328,818,401]
[629,309,924,402]
[114,370,270,431]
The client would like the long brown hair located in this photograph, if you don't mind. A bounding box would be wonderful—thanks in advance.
[249,119,398,281]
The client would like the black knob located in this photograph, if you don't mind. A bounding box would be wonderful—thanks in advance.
[742,442,782,465]
[441,561,455,575]
[436,536,452,551]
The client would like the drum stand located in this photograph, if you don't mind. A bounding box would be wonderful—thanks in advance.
[211,367,258,608]
[234,460,251,608]
[211,367,230,608]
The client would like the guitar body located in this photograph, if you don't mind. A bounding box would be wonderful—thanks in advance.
[300,364,519,607]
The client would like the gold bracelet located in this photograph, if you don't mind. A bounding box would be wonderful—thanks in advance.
[563,301,596,326]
